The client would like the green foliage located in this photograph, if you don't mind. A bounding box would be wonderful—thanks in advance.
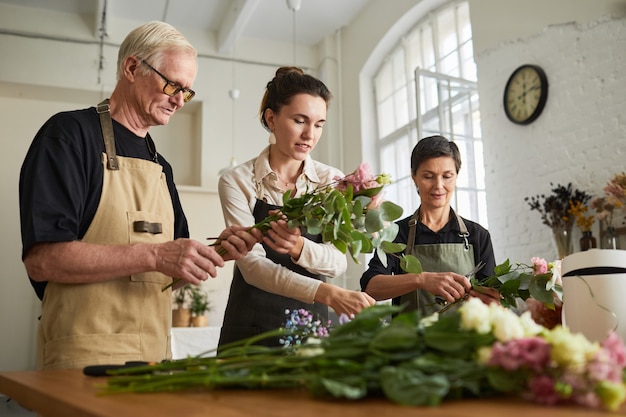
[173,285,194,307]
[257,183,405,266]
[473,259,562,310]
[103,303,497,406]
[188,286,210,316]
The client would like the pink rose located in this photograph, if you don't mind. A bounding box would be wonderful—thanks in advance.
[531,257,548,275]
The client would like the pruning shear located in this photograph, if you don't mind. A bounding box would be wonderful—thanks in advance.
[435,261,486,306]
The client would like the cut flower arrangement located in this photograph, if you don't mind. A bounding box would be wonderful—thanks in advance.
[525,182,592,230]
[525,182,592,258]
[592,171,626,230]
[164,163,404,290]
[103,300,626,411]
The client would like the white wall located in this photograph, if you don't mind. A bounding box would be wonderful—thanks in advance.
[1,0,625,370]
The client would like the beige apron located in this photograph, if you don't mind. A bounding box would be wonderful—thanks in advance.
[399,208,475,317]
[36,100,174,369]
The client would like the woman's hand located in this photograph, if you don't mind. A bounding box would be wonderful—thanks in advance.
[416,271,472,303]
[469,286,502,305]
[262,211,304,260]
[315,283,376,317]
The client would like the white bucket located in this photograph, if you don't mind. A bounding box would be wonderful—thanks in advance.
[561,249,626,342]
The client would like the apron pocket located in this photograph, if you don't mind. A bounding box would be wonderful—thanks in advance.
[127,211,173,285]
[43,333,141,369]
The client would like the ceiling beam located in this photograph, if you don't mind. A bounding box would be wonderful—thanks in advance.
[216,0,259,54]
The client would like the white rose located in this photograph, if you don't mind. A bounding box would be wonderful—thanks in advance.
[519,311,545,336]
[459,297,492,334]
[490,303,525,342]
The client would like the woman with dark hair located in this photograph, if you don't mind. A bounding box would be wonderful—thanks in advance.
[361,135,499,316]
[218,67,375,347]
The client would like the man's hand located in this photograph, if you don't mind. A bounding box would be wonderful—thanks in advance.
[217,225,263,261]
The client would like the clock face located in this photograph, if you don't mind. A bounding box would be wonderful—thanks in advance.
[503,65,548,125]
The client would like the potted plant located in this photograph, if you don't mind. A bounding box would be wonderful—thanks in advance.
[189,287,211,327]
[171,285,193,327]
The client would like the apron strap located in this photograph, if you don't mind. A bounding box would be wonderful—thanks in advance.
[405,210,419,256]
[451,208,470,251]
[406,207,471,253]
[96,99,119,171]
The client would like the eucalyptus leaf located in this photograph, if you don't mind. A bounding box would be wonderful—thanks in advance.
[400,255,422,274]
[364,209,385,233]
[376,247,388,268]
[379,200,403,221]
[528,276,555,306]
[379,223,399,241]
[380,240,405,254]
[354,185,383,198]
[332,239,347,254]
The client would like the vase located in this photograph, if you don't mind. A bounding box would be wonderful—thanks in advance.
[602,226,620,250]
[172,308,191,327]
[579,231,596,252]
[551,224,573,259]
[191,315,209,327]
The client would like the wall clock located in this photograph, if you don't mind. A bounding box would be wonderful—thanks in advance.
[503,64,548,125]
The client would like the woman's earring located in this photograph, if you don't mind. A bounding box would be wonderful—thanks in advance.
[268,131,277,144]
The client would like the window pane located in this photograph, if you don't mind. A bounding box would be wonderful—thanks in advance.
[455,139,470,188]
[460,41,477,80]
[437,8,457,57]
[457,2,472,43]
[421,25,435,70]
[394,89,409,128]
[392,49,406,90]
[407,32,424,71]
[474,141,485,189]
[477,190,488,228]
[440,51,460,77]
[377,97,395,137]
[456,190,472,220]
[376,62,393,100]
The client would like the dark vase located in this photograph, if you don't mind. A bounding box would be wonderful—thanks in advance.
[579,231,597,251]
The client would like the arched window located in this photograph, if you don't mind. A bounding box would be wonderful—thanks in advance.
[373,0,487,226]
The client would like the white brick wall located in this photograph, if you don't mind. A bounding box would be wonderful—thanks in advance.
[476,15,626,263]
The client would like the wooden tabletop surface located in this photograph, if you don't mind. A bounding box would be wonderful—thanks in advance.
[0,368,623,417]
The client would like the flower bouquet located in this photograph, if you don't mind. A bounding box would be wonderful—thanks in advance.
[429,257,562,324]
[164,163,404,290]
[474,257,561,310]
[102,301,626,412]
[592,172,626,249]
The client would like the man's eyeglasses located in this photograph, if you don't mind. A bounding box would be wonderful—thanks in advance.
[141,60,195,103]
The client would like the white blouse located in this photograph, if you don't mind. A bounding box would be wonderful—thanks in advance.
[218,145,348,303]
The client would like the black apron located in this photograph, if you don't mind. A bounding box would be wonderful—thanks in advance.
[218,199,327,349]
[398,208,475,317]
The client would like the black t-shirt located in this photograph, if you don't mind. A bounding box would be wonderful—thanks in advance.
[19,106,189,300]
[360,211,496,305]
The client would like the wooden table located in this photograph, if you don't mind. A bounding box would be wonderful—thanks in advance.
[0,368,623,417]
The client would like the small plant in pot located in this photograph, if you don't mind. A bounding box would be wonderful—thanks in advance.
[189,287,211,327]
[171,285,193,327]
